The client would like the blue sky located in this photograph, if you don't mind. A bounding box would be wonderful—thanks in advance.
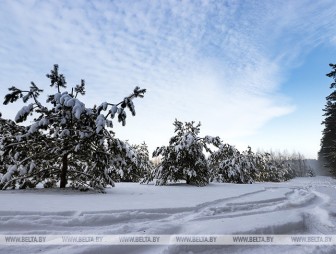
[0,0,336,159]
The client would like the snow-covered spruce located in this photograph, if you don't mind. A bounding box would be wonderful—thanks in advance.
[0,65,146,191]
[147,120,221,186]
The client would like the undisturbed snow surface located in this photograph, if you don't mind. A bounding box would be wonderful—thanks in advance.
[1,176,336,254]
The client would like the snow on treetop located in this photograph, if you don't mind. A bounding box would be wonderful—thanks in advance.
[109,105,118,119]
[98,102,108,111]
[95,114,106,134]
[55,92,86,119]
[15,103,34,122]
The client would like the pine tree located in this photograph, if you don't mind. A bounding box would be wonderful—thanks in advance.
[109,141,153,183]
[0,65,146,191]
[148,120,221,186]
[98,139,137,183]
[286,152,311,177]
[209,145,296,183]
[255,152,294,182]
[0,116,32,188]
[133,142,153,182]
[320,63,336,175]
[240,147,259,183]
[209,145,257,183]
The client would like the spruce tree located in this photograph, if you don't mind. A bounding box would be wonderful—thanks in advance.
[0,65,146,191]
[320,63,336,175]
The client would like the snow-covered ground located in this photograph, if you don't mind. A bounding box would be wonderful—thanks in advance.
[1,176,336,254]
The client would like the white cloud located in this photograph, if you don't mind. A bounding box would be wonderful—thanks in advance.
[0,0,335,155]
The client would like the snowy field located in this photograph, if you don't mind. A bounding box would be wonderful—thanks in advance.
[1,176,336,254]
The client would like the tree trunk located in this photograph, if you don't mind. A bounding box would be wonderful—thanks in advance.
[186,175,190,185]
[60,153,68,188]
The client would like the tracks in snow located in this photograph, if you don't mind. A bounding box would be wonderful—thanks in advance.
[0,184,330,235]
[2,178,336,254]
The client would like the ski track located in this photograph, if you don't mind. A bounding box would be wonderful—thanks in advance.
[1,177,336,254]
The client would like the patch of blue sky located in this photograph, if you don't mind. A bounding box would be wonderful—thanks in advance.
[0,0,335,158]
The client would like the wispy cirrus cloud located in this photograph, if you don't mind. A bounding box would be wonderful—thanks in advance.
[0,0,335,154]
